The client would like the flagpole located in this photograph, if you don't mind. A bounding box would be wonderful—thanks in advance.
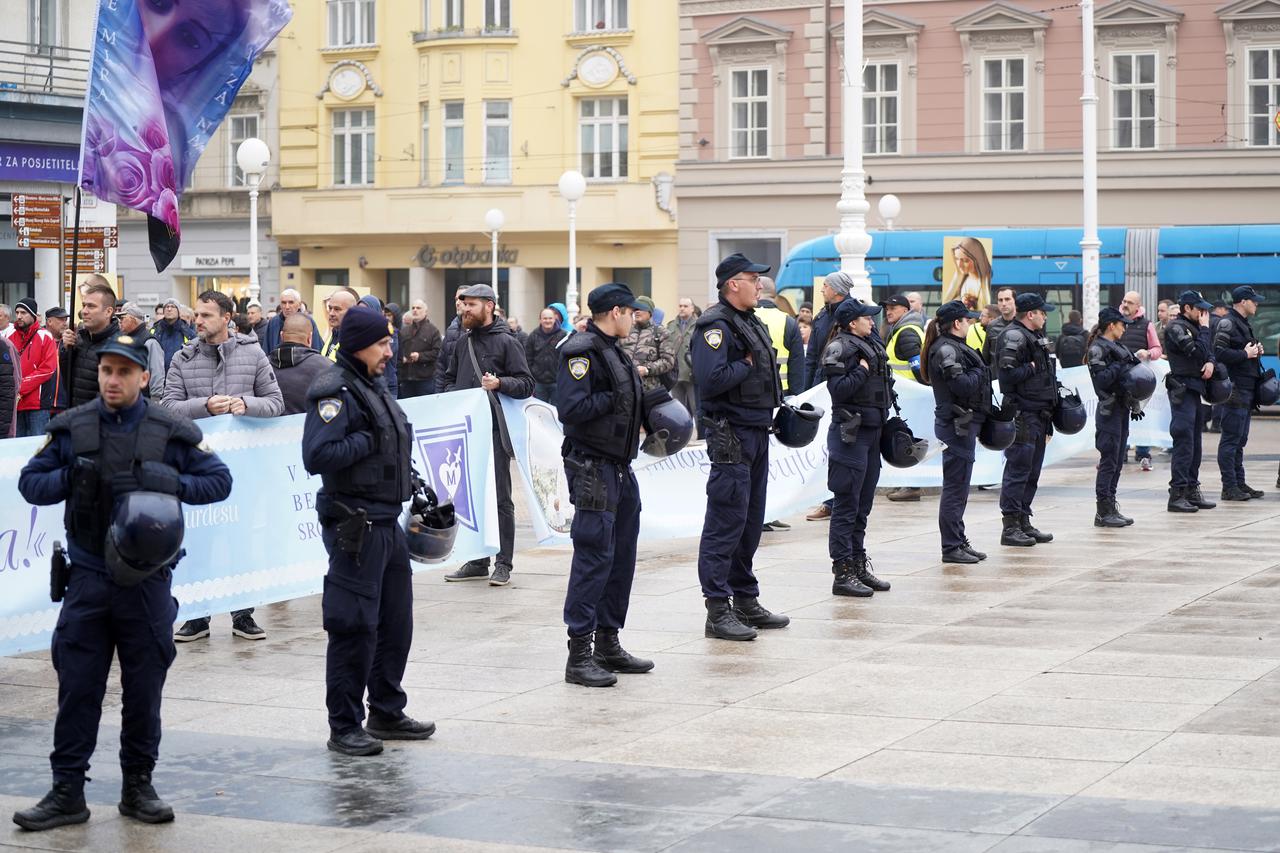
[1080,0,1101,328]
[67,187,82,318]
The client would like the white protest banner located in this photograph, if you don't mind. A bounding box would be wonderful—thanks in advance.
[0,390,497,657]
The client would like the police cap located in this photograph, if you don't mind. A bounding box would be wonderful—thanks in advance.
[833,298,881,327]
[587,282,646,314]
[1015,293,1056,313]
[715,253,770,287]
[935,299,981,324]
[1177,290,1212,310]
[1232,285,1265,304]
[1097,307,1132,327]
[97,335,150,369]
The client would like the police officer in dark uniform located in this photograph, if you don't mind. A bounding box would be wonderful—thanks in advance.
[13,335,232,832]
[920,299,989,564]
[996,293,1057,547]
[302,306,435,756]
[822,298,895,596]
[1087,308,1142,528]
[1164,290,1217,512]
[1214,285,1266,501]
[556,283,654,688]
[693,253,790,641]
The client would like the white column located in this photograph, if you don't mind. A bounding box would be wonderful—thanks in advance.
[833,2,873,303]
[408,266,428,304]
[1080,0,1101,328]
[507,266,534,329]
[566,200,579,317]
[33,249,60,313]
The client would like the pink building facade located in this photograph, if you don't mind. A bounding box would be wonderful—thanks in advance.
[676,0,1280,301]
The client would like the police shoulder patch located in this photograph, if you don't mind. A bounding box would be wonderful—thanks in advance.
[568,356,589,380]
[703,328,723,350]
[197,441,213,454]
[317,398,343,423]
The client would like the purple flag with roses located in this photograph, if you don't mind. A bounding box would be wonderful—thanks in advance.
[79,0,292,272]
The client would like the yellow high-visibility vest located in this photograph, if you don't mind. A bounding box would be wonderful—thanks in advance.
[323,337,340,361]
[966,321,986,352]
[887,322,925,382]
[756,306,791,385]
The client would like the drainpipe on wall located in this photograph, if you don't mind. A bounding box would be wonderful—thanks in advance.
[823,0,831,156]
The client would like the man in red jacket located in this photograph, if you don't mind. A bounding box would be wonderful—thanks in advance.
[11,298,59,438]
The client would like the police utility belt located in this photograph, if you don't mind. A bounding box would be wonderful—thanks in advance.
[563,449,623,513]
[700,415,743,464]
[832,407,863,445]
[317,493,374,558]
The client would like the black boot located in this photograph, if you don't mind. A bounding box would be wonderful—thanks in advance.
[832,559,872,597]
[1241,483,1265,499]
[565,635,617,686]
[1113,500,1134,525]
[942,546,981,564]
[1221,485,1252,501]
[1094,499,1128,528]
[593,628,654,673]
[328,728,384,756]
[705,598,757,640]
[853,555,891,592]
[1167,487,1198,513]
[1020,513,1053,543]
[733,595,790,629]
[961,539,988,561]
[1000,513,1036,547]
[1186,486,1216,509]
[118,770,174,824]
[12,781,89,831]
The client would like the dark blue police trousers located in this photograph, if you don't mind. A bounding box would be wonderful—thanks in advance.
[563,460,641,637]
[935,420,976,551]
[1000,412,1048,516]
[1217,390,1254,489]
[1095,408,1129,500]
[697,425,769,600]
[1169,390,1204,490]
[828,424,882,561]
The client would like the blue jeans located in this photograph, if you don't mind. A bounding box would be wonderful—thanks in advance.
[17,409,51,438]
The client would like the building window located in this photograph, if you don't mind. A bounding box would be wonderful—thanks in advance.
[228,114,260,187]
[729,68,770,159]
[982,57,1025,152]
[1248,47,1280,147]
[419,103,430,184]
[484,101,511,183]
[443,100,464,183]
[612,268,652,297]
[332,108,374,186]
[1112,53,1156,150]
[29,0,59,53]
[575,0,627,32]
[863,62,899,155]
[316,269,351,287]
[444,0,462,29]
[579,97,628,180]
[327,0,375,47]
[485,0,510,31]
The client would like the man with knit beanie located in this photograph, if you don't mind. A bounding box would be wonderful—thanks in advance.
[11,298,59,438]
[302,305,434,756]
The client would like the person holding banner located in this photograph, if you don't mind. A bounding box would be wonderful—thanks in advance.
[920,300,989,564]
[822,298,895,596]
[1163,291,1218,512]
[556,283,653,687]
[692,254,791,641]
[13,335,232,831]
[302,306,436,757]
[1087,308,1143,528]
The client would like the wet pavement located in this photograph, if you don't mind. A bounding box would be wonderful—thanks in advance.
[3,420,1280,852]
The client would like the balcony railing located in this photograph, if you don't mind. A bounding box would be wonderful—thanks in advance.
[0,39,91,101]
[412,26,517,43]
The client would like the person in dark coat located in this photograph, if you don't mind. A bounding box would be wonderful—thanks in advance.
[1055,310,1088,367]
[60,281,121,409]
[526,306,569,404]
[398,299,442,398]
[270,314,332,414]
[261,289,322,355]
[434,284,468,393]
[149,299,193,370]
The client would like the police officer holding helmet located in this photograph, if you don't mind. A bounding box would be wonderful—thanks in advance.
[693,253,790,641]
[823,298,895,596]
[919,299,989,564]
[14,335,232,832]
[557,283,659,687]
[1164,290,1219,512]
[1087,308,1144,528]
[996,293,1057,547]
[1214,285,1266,501]
[302,306,435,757]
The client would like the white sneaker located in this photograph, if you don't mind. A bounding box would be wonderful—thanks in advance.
[1140,458,1153,472]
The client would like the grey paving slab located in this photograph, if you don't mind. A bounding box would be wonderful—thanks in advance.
[661,815,1003,853]
[1021,797,1280,851]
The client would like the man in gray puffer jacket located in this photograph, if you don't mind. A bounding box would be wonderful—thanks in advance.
[162,290,284,643]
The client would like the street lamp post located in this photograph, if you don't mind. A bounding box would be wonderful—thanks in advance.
[877,194,902,231]
[558,170,586,318]
[1080,0,1101,328]
[484,208,505,298]
[236,137,271,302]
[834,4,873,302]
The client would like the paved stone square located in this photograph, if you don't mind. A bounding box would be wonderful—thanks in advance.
[2,421,1280,852]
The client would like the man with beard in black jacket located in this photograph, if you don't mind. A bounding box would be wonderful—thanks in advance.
[60,280,121,408]
[526,306,568,404]
[441,284,534,586]
[434,284,468,394]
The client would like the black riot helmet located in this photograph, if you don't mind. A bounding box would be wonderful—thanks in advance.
[880,416,929,467]
[1258,369,1280,406]
[1052,387,1088,435]
[1203,368,1233,405]
[404,481,458,564]
[772,399,825,449]
[641,391,695,457]
[1123,362,1157,402]
[105,491,185,587]
[979,407,1017,452]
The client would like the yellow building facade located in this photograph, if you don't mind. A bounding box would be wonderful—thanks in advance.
[273,0,678,328]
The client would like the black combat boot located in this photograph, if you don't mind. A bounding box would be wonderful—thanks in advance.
[832,559,873,597]
[1112,500,1134,525]
[732,596,791,629]
[1241,483,1265,499]
[328,728,384,756]
[565,635,617,687]
[1094,499,1128,528]
[853,555,891,592]
[1186,486,1216,509]
[1020,513,1053,543]
[1000,513,1036,547]
[942,546,980,564]
[593,628,654,673]
[1167,487,1198,513]
[961,539,988,561]
[1221,485,1251,501]
[705,598,757,641]
[12,780,90,831]
[118,770,174,824]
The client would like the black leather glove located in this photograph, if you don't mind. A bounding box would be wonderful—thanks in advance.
[1130,410,1146,421]
[109,469,142,496]
[138,461,182,495]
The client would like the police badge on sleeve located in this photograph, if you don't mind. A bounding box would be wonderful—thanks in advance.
[568,357,589,380]
[318,398,343,423]
[703,328,723,350]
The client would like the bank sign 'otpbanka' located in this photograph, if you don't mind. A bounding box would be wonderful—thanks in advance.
[417,245,520,269]
[0,367,1176,657]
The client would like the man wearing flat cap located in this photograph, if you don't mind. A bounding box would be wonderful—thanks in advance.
[1213,285,1267,500]
[440,284,534,586]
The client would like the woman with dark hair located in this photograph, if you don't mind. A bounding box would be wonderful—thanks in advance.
[1088,307,1141,528]
[920,300,990,564]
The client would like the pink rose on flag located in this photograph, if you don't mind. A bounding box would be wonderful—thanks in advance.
[102,148,154,209]
[150,146,177,194]
[139,117,169,152]
[151,188,180,234]
[85,115,118,159]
